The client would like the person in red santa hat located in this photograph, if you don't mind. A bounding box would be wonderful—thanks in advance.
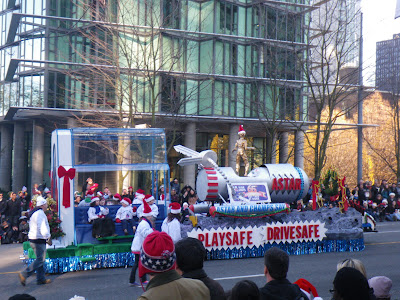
[87,196,115,238]
[136,194,159,219]
[129,198,155,286]
[294,278,323,300]
[132,189,146,204]
[115,197,137,235]
[107,193,122,205]
[161,202,182,243]
[137,231,210,299]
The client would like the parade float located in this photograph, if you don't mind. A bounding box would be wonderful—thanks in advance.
[23,128,170,273]
[174,125,364,260]
[23,126,364,274]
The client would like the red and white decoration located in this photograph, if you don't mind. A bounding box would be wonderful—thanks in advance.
[57,166,76,209]
[187,221,327,250]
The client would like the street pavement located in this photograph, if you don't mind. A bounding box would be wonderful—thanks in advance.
[1,221,400,300]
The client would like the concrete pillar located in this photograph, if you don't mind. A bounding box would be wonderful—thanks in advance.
[266,130,277,164]
[31,121,44,188]
[279,131,289,163]
[294,130,305,169]
[0,125,13,191]
[183,123,196,188]
[12,123,25,192]
[228,124,238,169]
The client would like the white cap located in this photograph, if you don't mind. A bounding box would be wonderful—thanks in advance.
[36,196,47,207]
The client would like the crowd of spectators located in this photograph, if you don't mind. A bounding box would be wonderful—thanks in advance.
[298,179,400,222]
[12,244,393,300]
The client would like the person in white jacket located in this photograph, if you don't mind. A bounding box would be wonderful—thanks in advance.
[115,197,136,235]
[136,194,159,219]
[88,197,115,238]
[161,202,182,243]
[129,199,154,286]
[19,196,51,286]
[132,189,145,204]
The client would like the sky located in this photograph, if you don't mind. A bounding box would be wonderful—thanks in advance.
[362,0,400,85]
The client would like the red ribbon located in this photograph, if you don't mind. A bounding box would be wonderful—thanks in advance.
[58,166,76,208]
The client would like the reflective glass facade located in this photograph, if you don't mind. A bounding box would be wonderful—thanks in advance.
[0,0,309,121]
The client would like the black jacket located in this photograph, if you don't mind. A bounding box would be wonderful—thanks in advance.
[260,278,308,300]
[182,268,226,300]
[4,199,21,217]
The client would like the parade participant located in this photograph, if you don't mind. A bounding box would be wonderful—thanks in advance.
[132,189,145,204]
[137,231,210,300]
[259,247,308,300]
[136,194,159,219]
[175,237,225,300]
[129,199,154,286]
[87,197,115,238]
[132,189,146,204]
[115,197,137,235]
[18,196,52,286]
[82,177,95,196]
[111,193,122,205]
[180,202,194,224]
[78,191,93,207]
[161,202,182,243]
[103,187,111,200]
[127,186,134,200]
[159,185,170,205]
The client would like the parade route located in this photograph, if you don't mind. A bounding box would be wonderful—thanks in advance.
[1,221,400,299]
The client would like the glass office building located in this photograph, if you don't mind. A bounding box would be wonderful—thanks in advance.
[0,0,310,192]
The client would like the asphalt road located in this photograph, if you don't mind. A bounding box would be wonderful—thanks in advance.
[1,221,400,300]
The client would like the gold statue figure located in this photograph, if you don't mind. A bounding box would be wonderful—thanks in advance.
[232,125,254,176]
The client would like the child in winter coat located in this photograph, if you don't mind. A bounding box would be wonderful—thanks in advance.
[136,195,159,219]
[129,199,154,286]
[115,198,137,235]
[161,202,182,243]
[88,197,115,238]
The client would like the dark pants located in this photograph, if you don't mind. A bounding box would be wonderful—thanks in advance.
[92,218,115,238]
[121,219,133,233]
[22,241,47,283]
[129,253,146,284]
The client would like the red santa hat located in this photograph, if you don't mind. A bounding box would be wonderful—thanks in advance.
[144,194,155,203]
[238,124,246,135]
[121,197,131,206]
[135,189,145,199]
[86,190,94,196]
[97,191,103,197]
[141,198,153,217]
[139,231,176,279]
[169,202,181,214]
[294,278,323,300]
[90,196,100,203]
[113,193,122,201]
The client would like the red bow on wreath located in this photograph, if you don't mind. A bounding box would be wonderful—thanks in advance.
[58,166,76,208]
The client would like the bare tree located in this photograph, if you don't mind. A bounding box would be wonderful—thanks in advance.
[301,0,363,180]
[51,0,210,190]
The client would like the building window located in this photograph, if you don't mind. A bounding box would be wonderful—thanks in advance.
[220,2,238,33]
[161,75,180,113]
[163,0,180,29]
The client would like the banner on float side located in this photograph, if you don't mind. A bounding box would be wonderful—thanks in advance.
[187,221,327,250]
